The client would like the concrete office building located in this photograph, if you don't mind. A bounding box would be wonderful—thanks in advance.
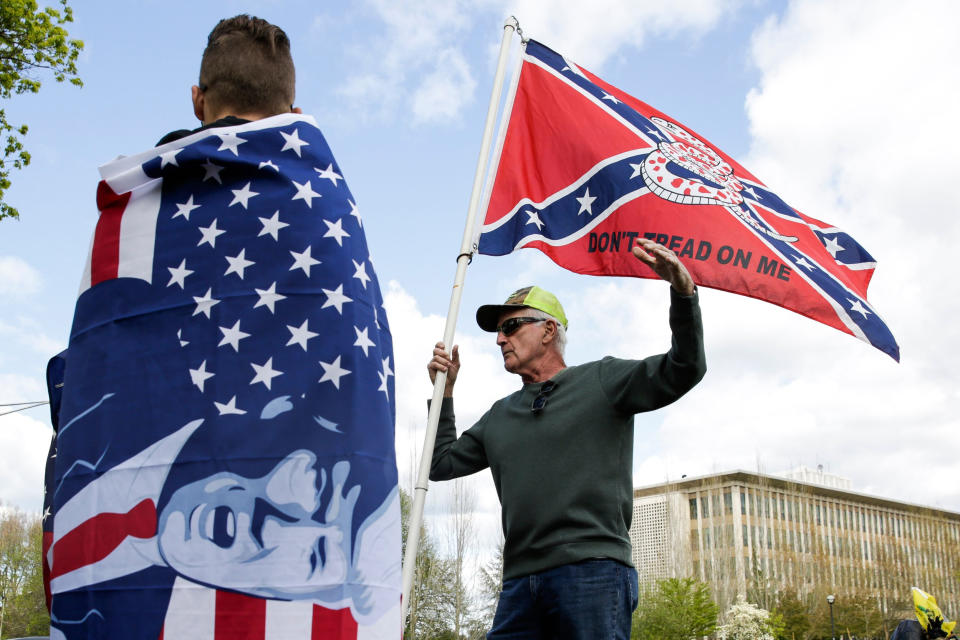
[628,467,960,614]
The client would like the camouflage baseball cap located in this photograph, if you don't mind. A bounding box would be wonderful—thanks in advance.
[476,285,568,332]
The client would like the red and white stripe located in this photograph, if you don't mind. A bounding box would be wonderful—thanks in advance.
[160,579,400,640]
[79,161,163,294]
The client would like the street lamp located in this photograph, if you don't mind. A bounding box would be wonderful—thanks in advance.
[826,594,836,640]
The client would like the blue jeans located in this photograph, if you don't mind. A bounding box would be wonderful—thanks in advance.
[488,559,639,640]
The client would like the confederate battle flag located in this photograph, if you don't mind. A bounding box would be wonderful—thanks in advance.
[476,39,899,361]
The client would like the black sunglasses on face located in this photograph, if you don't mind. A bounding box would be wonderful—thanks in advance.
[531,380,557,414]
[496,316,545,336]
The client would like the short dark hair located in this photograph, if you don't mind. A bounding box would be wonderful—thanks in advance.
[199,15,295,116]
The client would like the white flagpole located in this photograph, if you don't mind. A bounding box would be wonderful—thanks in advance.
[400,16,519,631]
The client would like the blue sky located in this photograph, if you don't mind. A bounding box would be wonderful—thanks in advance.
[2,0,959,570]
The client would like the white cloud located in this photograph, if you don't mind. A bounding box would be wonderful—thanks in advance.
[623,0,960,510]
[338,0,743,124]
[384,280,509,556]
[411,48,477,124]
[486,0,743,68]
[335,0,476,124]
[0,255,42,295]
[0,317,65,365]
[0,411,52,512]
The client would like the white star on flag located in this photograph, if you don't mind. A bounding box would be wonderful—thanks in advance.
[743,185,762,200]
[576,188,597,215]
[353,326,375,356]
[291,179,321,207]
[315,163,343,186]
[224,249,255,279]
[323,218,350,246]
[259,160,279,172]
[824,236,844,258]
[793,256,816,271]
[214,396,247,416]
[229,182,259,209]
[601,92,620,104]
[280,128,310,156]
[848,299,872,319]
[167,259,193,288]
[290,246,321,276]
[160,148,181,168]
[250,357,283,390]
[322,284,351,314]
[352,259,371,288]
[525,210,544,230]
[218,319,250,352]
[197,218,226,248]
[348,199,362,227]
[254,282,286,313]
[258,210,289,241]
[319,356,350,389]
[189,360,214,392]
[201,159,224,183]
[628,163,643,179]
[217,132,247,156]
[286,319,318,351]
[378,356,394,395]
[173,195,201,220]
[192,288,220,318]
[177,329,189,347]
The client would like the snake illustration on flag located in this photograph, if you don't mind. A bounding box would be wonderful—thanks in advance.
[476,39,898,361]
[44,113,401,639]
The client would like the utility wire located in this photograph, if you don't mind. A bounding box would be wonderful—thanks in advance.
[0,401,49,418]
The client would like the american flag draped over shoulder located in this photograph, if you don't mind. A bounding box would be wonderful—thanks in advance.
[477,40,899,361]
[45,114,401,640]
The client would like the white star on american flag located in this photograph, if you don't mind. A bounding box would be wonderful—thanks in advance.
[322,284,351,314]
[289,246,321,276]
[258,210,289,241]
[323,218,350,246]
[315,163,343,186]
[250,357,283,390]
[224,249,255,279]
[229,182,259,209]
[280,128,310,156]
[318,356,350,389]
[172,195,201,220]
[286,319,318,351]
[217,132,247,156]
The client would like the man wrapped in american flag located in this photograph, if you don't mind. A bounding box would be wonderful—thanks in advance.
[44,15,400,640]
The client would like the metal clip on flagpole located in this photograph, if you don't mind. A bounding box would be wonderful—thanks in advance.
[400,16,519,629]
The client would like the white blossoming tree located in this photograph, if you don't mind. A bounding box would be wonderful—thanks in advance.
[718,596,785,640]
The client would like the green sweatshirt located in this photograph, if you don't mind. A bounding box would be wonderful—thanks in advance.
[430,289,706,580]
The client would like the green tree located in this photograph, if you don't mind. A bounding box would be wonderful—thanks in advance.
[0,0,83,221]
[401,489,460,640]
[476,538,503,630]
[632,577,719,640]
[772,589,811,640]
[0,506,48,639]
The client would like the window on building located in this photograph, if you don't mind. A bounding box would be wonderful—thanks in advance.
[743,524,749,547]
[701,495,710,518]
[724,490,733,514]
[741,491,747,515]
[780,496,786,520]
[690,497,698,520]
